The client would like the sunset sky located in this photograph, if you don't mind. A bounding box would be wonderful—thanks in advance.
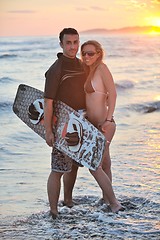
[0,0,160,37]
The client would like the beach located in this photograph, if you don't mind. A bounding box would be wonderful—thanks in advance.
[0,34,160,239]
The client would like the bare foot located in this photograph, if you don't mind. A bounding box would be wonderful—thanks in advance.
[62,200,74,208]
[110,203,125,213]
[50,209,58,219]
[97,198,105,206]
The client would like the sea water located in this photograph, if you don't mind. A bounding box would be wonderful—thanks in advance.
[0,34,160,239]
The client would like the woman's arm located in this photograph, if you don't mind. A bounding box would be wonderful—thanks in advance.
[100,63,117,120]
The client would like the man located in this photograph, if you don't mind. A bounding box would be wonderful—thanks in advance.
[44,28,86,219]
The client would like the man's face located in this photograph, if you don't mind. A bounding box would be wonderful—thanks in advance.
[60,34,79,58]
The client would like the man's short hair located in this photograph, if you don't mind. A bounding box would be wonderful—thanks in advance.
[59,28,79,43]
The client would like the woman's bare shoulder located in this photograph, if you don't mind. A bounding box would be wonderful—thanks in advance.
[97,63,113,83]
[97,62,108,70]
[97,62,109,73]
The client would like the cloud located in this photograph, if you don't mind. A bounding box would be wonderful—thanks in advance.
[76,7,88,11]
[151,0,160,3]
[90,6,106,11]
[7,10,36,14]
[76,6,106,12]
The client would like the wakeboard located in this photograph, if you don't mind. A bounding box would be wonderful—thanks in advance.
[13,84,106,170]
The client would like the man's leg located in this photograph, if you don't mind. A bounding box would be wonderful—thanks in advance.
[47,171,63,217]
[63,164,78,207]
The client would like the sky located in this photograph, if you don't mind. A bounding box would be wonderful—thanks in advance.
[0,0,160,37]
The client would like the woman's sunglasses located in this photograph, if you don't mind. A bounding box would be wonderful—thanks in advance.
[82,51,97,57]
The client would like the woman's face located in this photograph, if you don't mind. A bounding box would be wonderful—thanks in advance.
[81,44,100,66]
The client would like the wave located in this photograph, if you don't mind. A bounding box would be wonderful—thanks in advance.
[108,54,124,58]
[0,77,16,84]
[0,37,58,53]
[130,101,160,113]
[0,101,13,111]
[1,195,159,239]
[0,38,45,46]
[116,80,134,90]
[0,54,18,59]
[10,48,32,52]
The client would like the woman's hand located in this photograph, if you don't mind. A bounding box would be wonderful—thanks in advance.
[101,120,112,133]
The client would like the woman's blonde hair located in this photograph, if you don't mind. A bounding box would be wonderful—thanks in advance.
[81,40,104,82]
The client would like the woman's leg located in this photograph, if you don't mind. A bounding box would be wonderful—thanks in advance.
[101,121,116,181]
[100,121,116,202]
[89,166,122,212]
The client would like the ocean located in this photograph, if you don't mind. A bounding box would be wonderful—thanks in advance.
[0,34,160,239]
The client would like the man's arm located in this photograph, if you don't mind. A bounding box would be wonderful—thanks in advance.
[44,98,54,147]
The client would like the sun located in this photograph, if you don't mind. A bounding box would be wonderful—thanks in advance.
[150,17,160,27]
[146,16,160,27]
[144,16,160,34]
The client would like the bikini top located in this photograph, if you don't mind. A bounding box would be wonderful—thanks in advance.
[84,79,108,97]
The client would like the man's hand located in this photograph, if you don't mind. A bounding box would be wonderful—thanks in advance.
[45,131,54,147]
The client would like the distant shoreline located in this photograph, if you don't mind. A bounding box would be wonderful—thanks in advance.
[0,26,160,38]
[80,25,160,35]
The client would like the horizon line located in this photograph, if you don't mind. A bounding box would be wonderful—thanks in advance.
[0,25,160,38]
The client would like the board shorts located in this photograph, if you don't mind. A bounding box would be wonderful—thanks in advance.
[51,148,72,172]
[51,109,86,172]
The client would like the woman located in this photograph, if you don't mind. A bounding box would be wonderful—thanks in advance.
[81,40,123,212]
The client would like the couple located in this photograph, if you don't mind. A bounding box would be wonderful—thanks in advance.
[44,28,123,219]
